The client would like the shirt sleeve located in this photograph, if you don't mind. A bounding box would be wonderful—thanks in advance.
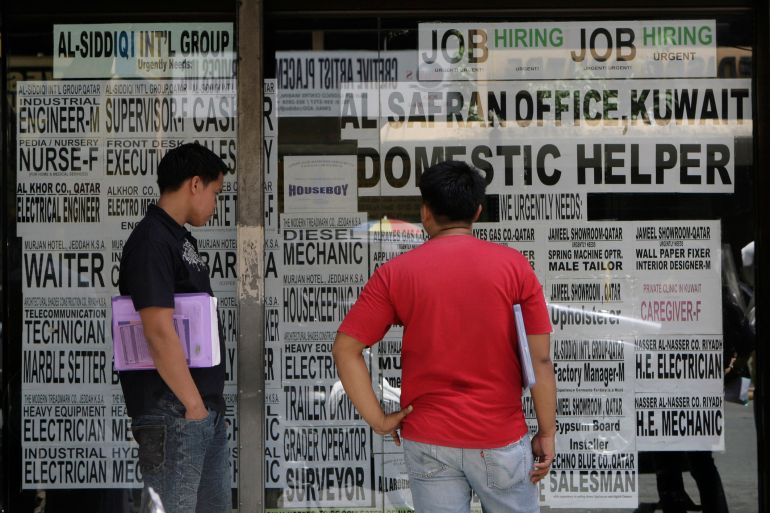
[122,240,176,310]
[338,268,398,346]
[518,264,553,335]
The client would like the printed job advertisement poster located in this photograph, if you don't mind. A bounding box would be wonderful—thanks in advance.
[418,20,717,81]
[472,221,539,267]
[632,220,723,451]
[633,221,721,333]
[548,336,637,507]
[216,289,239,382]
[193,229,238,293]
[16,79,236,238]
[374,453,413,512]
[17,77,237,488]
[20,237,117,487]
[276,50,417,117]
[496,192,587,225]
[545,223,636,337]
[264,79,279,232]
[336,79,749,198]
[223,388,239,487]
[366,225,424,510]
[283,155,358,213]
[273,212,372,508]
[342,79,750,137]
[219,287,240,485]
[543,222,638,507]
[263,83,281,492]
[264,229,283,492]
[368,216,426,274]
[54,23,234,79]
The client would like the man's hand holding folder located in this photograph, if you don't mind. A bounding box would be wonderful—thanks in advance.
[514,303,557,483]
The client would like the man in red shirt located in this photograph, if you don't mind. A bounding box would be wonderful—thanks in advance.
[333,160,556,513]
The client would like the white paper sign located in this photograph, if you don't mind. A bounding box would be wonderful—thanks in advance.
[419,21,717,81]
[54,23,234,79]
[283,156,358,213]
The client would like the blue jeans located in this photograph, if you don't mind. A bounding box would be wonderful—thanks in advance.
[403,436,538,513]
[131,396,230,513]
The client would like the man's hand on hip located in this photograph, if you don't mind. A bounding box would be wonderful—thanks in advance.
[373,405,413,446]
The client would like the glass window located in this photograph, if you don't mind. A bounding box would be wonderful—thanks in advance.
[3,4,238,511]
[264,11,756,513]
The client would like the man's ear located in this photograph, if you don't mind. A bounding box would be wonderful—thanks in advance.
[420,203,432,225]
[188,176,202,194]
[472,204,482,222]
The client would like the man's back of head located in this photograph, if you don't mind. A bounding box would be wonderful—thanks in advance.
[419,161,486,224]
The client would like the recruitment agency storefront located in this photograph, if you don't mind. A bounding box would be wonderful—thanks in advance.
[2,1,769,512]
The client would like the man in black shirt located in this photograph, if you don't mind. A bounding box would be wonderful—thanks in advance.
[119,143,229,513]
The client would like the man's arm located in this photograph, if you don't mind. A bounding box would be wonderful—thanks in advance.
[332,332,411,445]
[528,333,557,483]
[139,306,207,420]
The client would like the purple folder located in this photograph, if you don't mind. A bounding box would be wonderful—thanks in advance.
[111,293,220,371]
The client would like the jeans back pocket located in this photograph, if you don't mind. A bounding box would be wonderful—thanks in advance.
[403,439,448,479]
[482,437,531,490]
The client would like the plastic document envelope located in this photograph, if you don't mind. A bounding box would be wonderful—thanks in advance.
[513,304,536,389]
[111,293,220,371]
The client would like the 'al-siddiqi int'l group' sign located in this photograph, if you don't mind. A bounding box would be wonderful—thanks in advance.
[54,23,234,79]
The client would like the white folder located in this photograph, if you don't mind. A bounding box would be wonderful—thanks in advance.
[513,304,536,389]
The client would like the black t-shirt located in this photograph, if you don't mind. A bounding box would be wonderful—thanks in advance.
[118,204,225,418]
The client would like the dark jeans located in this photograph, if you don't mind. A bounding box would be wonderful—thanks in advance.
[131,395,230,513]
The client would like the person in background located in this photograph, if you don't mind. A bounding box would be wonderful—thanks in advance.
[333,160,557,513]
[118,143,229,513]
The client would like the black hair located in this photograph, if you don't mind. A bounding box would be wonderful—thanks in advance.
[418,161,486,222]
[157,143,229,193]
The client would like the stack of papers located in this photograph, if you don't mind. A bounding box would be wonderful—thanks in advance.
[513,304,536,389]
[112,293,220,371]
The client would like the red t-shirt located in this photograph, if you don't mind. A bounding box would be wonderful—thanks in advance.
[339,234,551,448]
